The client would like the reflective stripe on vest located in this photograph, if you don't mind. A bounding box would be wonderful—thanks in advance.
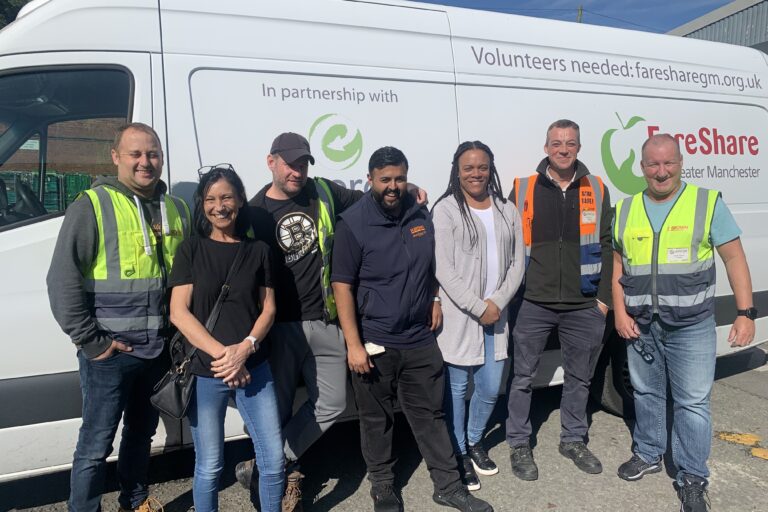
[84,186,189,344]
[315,178,337,321]
[614,185,718,327]
[514,174,604,295]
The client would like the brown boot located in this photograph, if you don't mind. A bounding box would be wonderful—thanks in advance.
[282,470,304,512]
[118,497,164,511]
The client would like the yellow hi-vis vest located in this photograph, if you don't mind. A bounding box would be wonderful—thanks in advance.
[614,184,718,327]
[315,178,337,321]
[83,186,190,346]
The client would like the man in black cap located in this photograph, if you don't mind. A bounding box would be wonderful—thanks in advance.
[237,132,424,511]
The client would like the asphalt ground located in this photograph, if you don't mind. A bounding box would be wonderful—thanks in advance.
[3,344,766,512]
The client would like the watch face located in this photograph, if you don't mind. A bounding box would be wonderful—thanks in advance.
[739,308,758,320]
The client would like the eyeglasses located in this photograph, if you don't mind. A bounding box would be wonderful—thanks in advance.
[118,151,162,160]
[197,163,235,180]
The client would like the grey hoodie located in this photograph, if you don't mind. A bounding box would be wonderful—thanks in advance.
[47,176,168,359]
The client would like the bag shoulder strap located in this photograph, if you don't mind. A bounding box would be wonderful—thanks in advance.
[176,241,247,360]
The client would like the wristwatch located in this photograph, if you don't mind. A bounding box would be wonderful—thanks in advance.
[736,307,758,320]
[245,335,259,351]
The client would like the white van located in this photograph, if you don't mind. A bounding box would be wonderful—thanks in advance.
[1,0,766,482]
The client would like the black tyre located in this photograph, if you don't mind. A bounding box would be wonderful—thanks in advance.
[591,334,635,418]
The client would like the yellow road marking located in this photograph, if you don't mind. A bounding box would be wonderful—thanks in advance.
[751,447,768,460]
[716,432,761,447]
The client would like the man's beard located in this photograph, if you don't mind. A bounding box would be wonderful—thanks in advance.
[372,188,402,213]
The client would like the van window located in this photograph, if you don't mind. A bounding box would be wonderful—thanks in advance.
[0,68,131,229]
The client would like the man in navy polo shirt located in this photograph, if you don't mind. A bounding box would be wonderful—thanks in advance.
[332,146,494,512]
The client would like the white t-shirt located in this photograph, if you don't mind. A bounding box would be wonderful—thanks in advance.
[470,205,498,300]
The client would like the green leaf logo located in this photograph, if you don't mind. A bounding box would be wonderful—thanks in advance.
[309,114,363,171]
[601,113,648,195]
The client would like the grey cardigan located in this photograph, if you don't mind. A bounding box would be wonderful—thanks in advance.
[432,195,525,365]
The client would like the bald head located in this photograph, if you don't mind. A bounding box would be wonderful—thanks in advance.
[641,133,682,163]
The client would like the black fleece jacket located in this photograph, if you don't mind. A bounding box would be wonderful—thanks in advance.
[509,158,613,310]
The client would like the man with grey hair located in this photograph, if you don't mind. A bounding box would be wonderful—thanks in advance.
[506,119,613,481]
[613,133,755,512]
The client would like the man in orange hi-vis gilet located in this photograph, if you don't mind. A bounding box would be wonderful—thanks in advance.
[505,119,613,482]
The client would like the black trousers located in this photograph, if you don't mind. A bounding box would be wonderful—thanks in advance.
[506,299,606,445]
[351,341,462,494]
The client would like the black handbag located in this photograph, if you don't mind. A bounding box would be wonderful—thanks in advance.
[150,242,246,419]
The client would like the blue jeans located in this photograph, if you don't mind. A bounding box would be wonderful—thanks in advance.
[69,350,165,512]
[188,362,284,512]
[444,328,506,455]
[627,315,716,482]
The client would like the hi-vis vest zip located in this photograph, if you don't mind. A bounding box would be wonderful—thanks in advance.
[315,178,337,321]
[514,174,604,295]
[83,186,190,346]
[614,184,719,327]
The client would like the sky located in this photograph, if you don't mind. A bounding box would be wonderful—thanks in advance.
[410,0,733,33]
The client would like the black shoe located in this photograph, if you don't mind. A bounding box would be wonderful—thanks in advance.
[235,459,255,489]
[370,483,403,512]
[509,442,538,481]
[433,486,494,512]
[617,454,662,481]
[467,443,498,476]
[678,475,710,512]
[558,441,603,474]
[458,454,481,491]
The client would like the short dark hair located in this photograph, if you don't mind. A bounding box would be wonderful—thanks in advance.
[112,122,162,151]
[368,146,409,174]
[193,166,251,238]
[545,119,580,145]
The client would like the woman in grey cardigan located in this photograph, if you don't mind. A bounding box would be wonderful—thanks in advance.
[432,141,525,491]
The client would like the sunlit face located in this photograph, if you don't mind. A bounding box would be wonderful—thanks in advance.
[368,164,408,214]
[458,149,491,202]
[111,128,163,196]
[544,127,581,173]
[204,178,243,236]
[641,140,683,202]
[267,153,309,198]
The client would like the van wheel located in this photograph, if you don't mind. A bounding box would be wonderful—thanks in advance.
[591,336,635,418]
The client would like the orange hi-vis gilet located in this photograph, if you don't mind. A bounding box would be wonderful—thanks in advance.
[514,173,605,295]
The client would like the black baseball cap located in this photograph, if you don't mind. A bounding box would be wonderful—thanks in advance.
[270,132,315,165]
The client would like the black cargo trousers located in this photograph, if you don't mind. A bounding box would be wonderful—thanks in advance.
[351,341,463,494]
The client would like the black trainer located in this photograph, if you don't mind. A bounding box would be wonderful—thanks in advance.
[235,458,255,489]
[467,443,498,476]
[558,441,603,474]
[509,442,538,481]
[458,454,481,491]
[617,454,662,481]
[370,483,403,512]
[433,486,494,512]
[678,474,710,512]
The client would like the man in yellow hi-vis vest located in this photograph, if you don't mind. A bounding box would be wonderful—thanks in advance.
[613,134,755,512]
[47,123,190,512]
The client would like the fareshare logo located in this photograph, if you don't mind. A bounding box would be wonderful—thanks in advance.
[601,112,648,195]
[308,114,363,171]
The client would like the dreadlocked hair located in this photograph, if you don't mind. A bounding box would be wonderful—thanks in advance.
[433,140,507,248]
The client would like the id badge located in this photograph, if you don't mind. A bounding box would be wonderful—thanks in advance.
[581,209,597,224]
[667,247,690,263]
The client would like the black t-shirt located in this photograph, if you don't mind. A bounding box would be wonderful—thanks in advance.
[249,179,362,322]
[168,236,273,377]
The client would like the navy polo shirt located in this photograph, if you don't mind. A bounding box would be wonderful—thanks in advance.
[331,192,436,348]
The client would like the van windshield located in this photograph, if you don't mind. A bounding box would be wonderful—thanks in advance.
[0,68,131,229]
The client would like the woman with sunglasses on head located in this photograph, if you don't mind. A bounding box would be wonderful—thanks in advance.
[168,165,283,512]
[432,141,525,491]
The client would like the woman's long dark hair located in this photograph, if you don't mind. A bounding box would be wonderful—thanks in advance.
[433,141,507,247]
[193,166,251,239]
